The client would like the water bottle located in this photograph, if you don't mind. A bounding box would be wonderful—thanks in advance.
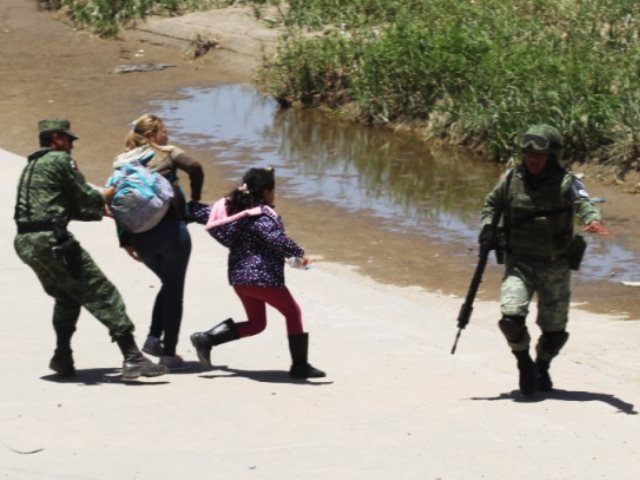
[286,257,309,270]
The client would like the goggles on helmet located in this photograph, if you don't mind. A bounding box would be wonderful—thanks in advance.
[521,134,550,152]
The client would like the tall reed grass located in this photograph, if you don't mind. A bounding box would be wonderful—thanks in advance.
[44,0,640,170]
[260,0,640,170]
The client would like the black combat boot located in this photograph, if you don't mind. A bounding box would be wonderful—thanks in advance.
[535,330,569,392]
[536,359,553,392]
[288,333,326,379]
[512,349,538,396]
[116,333,167,380]
[49,327,76,376]
[49,348,75,377]
[190,318,240,369]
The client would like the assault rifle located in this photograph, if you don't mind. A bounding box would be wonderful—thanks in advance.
[450,205,503,355]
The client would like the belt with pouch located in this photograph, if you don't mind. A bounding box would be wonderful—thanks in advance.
[509,251,567,263]
[16,221,56,234]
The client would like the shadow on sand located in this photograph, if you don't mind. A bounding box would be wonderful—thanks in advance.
[199,365,333,385]
[471,389,637,415]
[41,367,169,386]
[161,360,207,375]
[40,362,332,386]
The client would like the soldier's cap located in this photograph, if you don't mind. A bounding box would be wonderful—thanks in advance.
[521,124,562,152]
[38,119,79,140]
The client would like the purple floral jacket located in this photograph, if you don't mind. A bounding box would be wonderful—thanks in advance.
[208,205,304,287]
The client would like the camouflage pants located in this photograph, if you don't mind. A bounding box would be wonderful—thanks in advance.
[14,233,134,341]
[500,254,571,351]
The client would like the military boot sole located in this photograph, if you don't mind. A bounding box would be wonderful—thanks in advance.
[49,360,76,377]
[49,355,76,377]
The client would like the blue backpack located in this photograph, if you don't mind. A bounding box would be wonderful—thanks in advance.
[106,147,175,233]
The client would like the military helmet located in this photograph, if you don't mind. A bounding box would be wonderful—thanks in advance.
[520,124,562,152]
[520,124,563,165]
[38,118,79,140]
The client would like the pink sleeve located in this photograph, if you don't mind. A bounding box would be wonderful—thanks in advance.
[205,200,263,230]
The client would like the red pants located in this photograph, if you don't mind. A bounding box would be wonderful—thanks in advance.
[233,285,304,337]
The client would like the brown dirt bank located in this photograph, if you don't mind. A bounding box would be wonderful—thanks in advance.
[1,1,639,319]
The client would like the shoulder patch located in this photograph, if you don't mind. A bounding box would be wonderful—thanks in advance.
[570,175,590,199]
[45,151,79,172]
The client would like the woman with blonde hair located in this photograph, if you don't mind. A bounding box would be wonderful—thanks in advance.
[115,113,204,369]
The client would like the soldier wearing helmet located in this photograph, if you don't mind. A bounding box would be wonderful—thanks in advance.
[479,124,609,396]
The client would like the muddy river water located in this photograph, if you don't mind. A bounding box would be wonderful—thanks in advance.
[150,84,640,319]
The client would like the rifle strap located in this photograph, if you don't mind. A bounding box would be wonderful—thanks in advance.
[14,154,45,224]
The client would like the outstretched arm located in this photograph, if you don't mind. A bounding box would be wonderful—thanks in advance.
[569,175,610,235]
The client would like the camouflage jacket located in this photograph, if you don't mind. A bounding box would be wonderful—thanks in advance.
[481,164,601,256]
[14,149,105,227]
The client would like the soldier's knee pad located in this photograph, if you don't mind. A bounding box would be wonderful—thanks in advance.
[539,330,569,356]
[498,316,527,343]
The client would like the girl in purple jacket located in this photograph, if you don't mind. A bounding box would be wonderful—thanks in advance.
[190,167,325,379]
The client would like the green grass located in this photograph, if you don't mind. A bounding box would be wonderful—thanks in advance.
[258,0,640,171]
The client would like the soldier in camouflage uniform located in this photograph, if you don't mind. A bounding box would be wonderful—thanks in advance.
[480,124,609,396]
[13,119,167,380]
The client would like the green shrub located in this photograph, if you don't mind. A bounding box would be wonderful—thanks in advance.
[260,0,640,170]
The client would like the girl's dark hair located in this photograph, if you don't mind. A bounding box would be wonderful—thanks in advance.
[226,167,275,215]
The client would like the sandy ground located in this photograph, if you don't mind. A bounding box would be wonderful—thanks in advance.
[2,147,640,479]
[1,3,640,479]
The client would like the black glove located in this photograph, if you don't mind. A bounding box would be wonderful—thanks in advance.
[478,224,497,248]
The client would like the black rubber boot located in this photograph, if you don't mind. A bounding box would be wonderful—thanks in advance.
[513,349,538,396]
[535,330,569,392]
[536,359,553,392]
[49,348,75,377]
[288,333,326,379]
[190,318,239,369]
[116,333,167,380]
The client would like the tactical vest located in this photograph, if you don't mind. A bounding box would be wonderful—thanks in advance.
[506,171,574,257]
